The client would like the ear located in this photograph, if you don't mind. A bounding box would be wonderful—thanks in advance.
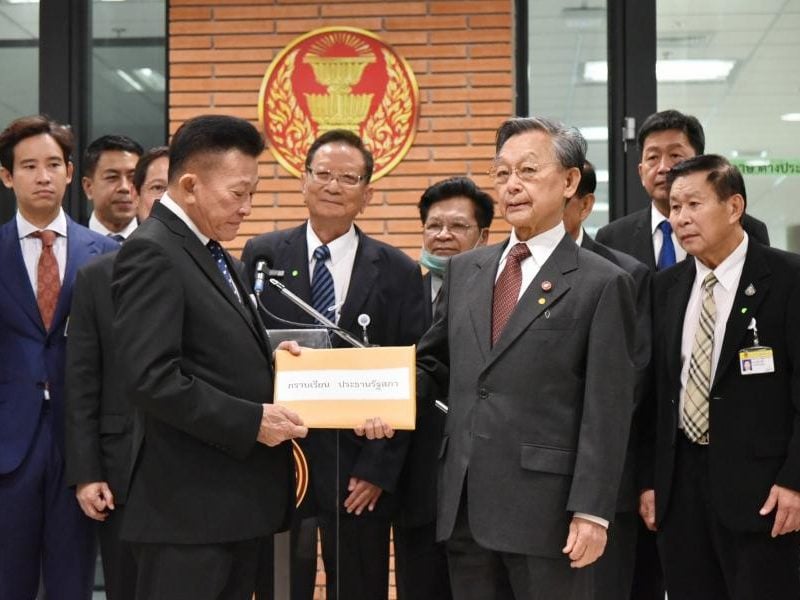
[360,184,374,213]
[579,193,596,222]
[728,193,745,224]
[477,227,490,246]
[65,161,74,185]
[563,166,581,199]
[178,173,197,204]
[637,162,645,184]
[81,174,92,198]
[0,167,12,189]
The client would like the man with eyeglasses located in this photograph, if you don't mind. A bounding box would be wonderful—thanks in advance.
[242,129,425,600]
[391,176,494,600]
[373,117,637,600]
[132,146,168,221]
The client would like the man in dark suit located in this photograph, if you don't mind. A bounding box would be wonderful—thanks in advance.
[131,145,168,222]
[643,154,800,599]
[111,115,308,600]
[393,176,494,600]
[595,109,770,600]
[406,117,637,599]
[64,146,169,600]
[563,161,652,600]
[82,135,143,241]
[596,109,769,270]
[0,115,118,599]
[242,129,425,600]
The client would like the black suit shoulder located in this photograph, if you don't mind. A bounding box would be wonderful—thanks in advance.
[742,213,770,246]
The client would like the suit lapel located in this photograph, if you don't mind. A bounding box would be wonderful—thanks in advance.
[466,244,504,364]
[712,244,770,389]
[487,235,575,365]
[634,209,656,270]
[0,220,42,330]
[339,228,378,334]
[279,224,313,321]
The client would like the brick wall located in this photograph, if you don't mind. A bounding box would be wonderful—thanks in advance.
[169,1,514,597]
[169,0,515,257]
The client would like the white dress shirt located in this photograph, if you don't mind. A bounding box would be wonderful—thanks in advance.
[678,234,749,429]
[651,204,687,264]
[498,222,607,528]
[159,193,209,245]
[306,222,359,325]
[89,212,138,240]
[17,209,68,293]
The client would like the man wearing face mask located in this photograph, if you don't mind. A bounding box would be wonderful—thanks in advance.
[393,177,494,600]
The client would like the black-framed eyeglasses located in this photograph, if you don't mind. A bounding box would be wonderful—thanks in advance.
[306,168,366,187]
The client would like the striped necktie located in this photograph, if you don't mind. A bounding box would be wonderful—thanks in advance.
[311,245,336,324]
[682,271,718,444]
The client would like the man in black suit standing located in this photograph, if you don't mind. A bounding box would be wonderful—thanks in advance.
[242,129,425,600]
[65,146,169,600]
[393,176,494,600]
[643,154,800,598]
[111,115,308,600]
[563,161,651,600]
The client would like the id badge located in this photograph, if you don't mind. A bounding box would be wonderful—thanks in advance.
[739,346,775,375]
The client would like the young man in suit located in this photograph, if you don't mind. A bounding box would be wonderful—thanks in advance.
[64,146,169,600]
[596,109,769,271]
[563,161,651,600]
[242,129,425,600]
[111,115,308,600]
[642,154,800,599]
[402,117,637,600]
[83,135,143,241]
[392,177,494,600]
[0,115,118,599]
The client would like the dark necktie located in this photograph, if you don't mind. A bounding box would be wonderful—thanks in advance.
[30,230,61,330]
[311,245,336,324]
[491,242,531,346]
[657,220,677,270]
[207,240,242,304]
[108,233,125,243]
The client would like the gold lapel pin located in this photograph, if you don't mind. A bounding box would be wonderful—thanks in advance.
[538,297,546,305]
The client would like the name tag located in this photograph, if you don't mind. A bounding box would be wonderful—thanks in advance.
[739,346,775,375]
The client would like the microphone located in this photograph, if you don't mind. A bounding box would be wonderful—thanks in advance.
[268,278,365,348]
[254,260,268,294]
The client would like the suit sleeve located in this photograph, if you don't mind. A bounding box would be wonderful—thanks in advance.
[112,238,262,461]
[64,266,105,487]
[776,275,800,490]
[349,257,425,492]
[567,271,638,521]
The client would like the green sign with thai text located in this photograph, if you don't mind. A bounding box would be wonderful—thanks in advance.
[730,159,800,176]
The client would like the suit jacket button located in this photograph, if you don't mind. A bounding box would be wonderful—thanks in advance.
[479,389,488,399]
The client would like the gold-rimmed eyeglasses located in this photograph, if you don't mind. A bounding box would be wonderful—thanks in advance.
[306,168,366,187]
[423,221,476,236]
[488,161,560,185]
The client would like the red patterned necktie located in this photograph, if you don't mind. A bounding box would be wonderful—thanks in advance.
[491,242,531,346]
[30,230,61,330]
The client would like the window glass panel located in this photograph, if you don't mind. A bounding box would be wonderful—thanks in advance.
[657,0,800,251]
[527,1,609,235]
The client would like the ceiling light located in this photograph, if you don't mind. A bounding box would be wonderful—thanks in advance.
[781,113,800,122]
[116,69,144,92]
[6,0,40,4]
[583,59,735,83]
[133,67,165,92]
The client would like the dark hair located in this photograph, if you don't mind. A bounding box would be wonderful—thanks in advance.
[576,161,597,197]
[83,134,144,178]
[133,146,169,193]
[304,129,374,183]
[494,117,586,170]
[0,115,73,174]
[168,115,265,182]
[418,177,495,228]
[666,154,747,210]
[637,109,705,155]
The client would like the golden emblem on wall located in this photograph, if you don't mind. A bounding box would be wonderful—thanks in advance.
[259,27,419,182]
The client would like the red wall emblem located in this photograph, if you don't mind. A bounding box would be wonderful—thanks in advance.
[259,27,419,182]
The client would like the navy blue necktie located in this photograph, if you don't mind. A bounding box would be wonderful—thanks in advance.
[657,220,677,270]
[207,240,242,304]
[311,245,336,324]
[108,233,125,243]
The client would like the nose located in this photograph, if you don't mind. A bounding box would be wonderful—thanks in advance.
[434,225,454,238]
[119,174,133,192]
[240,194,253,216]
[35,165,51,183]
[504,169,524,193]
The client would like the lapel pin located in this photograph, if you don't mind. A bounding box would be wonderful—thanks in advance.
[291,269,299,277]
[538,297,546,305]
[541,280,553,292]
[544,309,551,318]
[741,307,748,314]
[744,283,756,296]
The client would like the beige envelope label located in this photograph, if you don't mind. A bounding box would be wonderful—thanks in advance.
[274,346,416,429]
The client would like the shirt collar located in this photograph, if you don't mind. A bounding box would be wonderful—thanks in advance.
[651,203,670,235]
[89,212,138,239]
[17,208,68,239]
[575,227,585,247]
[503,221,566,266]
[159,193,210,246]
[693,233,749,293]
[306,221,357,265]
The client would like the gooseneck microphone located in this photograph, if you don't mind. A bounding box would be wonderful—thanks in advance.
[254,260,268,294]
